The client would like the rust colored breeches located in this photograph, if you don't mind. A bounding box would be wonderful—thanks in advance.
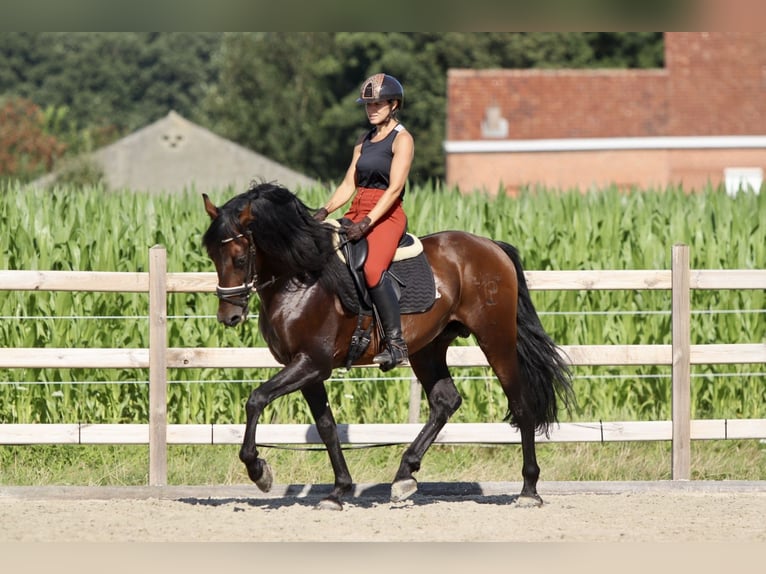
[343,187,407,287]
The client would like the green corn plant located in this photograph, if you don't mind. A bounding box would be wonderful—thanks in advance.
[1,180,763,427]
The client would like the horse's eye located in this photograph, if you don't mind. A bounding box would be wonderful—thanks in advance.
[234,255,247,268]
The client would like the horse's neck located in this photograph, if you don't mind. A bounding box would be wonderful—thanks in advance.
[254,246,289,280]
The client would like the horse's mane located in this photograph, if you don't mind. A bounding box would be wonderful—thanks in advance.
[203,182,351,296]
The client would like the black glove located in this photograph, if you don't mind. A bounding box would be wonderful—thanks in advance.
[344,216,371,241]
[313,207,329,222]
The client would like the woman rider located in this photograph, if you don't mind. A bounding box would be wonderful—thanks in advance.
[313,73,414,371]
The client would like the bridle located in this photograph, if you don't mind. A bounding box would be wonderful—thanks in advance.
[215,219,334,310]
[214,229,278,310]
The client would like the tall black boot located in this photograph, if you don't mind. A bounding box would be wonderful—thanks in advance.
[369,272,409,371]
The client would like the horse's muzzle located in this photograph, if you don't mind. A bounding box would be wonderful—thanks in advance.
[215,283,252,326]
[218,305,247,326]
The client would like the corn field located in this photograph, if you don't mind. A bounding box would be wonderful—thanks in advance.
[1,181,764,426]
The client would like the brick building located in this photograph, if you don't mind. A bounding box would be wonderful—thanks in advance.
[444,33,766,194]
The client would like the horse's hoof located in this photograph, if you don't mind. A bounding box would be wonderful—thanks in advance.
[391,478,418,502]
[255,459,273,493]
[316,496,343,511]
[516,494,543,508]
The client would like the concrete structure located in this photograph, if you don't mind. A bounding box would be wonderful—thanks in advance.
[40,111,317,194]
[445,33,766,194]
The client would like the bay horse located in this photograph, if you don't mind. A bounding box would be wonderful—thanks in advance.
[202,182,573,510]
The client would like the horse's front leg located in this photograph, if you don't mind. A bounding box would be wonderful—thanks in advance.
[301,382,353,510]
[239,354,324,492]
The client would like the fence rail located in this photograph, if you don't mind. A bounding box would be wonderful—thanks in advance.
[1,244,765,486]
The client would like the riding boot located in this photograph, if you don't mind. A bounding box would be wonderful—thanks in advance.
[369,273,409,371]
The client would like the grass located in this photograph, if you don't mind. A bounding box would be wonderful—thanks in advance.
[1,440,764,486]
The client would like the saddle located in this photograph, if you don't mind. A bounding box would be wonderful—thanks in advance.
[327,219,437,367]
[330,218,436,314]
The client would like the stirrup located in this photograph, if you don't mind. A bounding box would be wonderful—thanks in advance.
[373,339,409,371]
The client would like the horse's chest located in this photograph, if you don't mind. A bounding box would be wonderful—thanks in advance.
[257,289,322,359]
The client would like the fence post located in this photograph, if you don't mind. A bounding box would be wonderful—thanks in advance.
[671,243,691,480]
[408,376,422,423]
[149,245,168,486]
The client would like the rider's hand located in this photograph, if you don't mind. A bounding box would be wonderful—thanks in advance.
[344,216,371,241]
[313,207,329,222]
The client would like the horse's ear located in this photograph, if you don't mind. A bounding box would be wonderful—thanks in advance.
[203,193,219,220]
[239,203,255,227]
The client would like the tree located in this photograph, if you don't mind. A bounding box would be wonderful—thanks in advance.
[0,97,67,183]
[0,32,222,133]
[202,32,663,186]
[0,32,664,186]
[201,33,350,184]
[0,33,223,181]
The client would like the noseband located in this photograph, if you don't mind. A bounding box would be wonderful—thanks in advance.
[215,231,256,309]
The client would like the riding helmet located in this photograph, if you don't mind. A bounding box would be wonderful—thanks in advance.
[356,73,404,108]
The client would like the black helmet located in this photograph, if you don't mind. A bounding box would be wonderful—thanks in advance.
[356,73,404,107]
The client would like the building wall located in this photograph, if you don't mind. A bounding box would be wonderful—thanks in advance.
[666,32,766,136]
[447,69,668,141]
[446,150,669,194]
[445,33,766,194]
[447,148,766,195]
[668,148,766,190]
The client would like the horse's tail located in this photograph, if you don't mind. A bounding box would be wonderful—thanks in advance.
[495,241,575,436]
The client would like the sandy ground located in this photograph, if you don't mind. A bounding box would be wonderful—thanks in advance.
[1,481,765,543]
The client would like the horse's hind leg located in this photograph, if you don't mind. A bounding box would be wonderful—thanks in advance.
[476,332,544,505]
[301,382,353,510]
[517,419,543,504]
[391,338,462,502]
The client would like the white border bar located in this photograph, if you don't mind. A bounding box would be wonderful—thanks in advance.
[444,135,766,154]
[3,420,765,445]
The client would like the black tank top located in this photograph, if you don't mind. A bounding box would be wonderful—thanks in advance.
[355,124,406,192]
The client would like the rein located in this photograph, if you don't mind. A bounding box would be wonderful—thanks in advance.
[215,231,277,309]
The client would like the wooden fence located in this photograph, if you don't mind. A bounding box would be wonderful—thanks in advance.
[1,244,765,486]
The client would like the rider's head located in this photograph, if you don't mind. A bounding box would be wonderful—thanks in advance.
[356,73,404,117]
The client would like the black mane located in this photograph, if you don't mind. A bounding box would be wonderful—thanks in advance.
[203,182,351,296]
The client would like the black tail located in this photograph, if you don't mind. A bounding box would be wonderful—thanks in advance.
[495,241,575,436]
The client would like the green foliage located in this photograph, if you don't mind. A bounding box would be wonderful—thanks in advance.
[1,32,664,185]
[202,33,348,184]
[45,156,106,188]
[203,32,664,185]
[0,97,67,183]
[0,32,222,133]
[1,182,763,429]
[0,33,222,184]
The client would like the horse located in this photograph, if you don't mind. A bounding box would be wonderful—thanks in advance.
[202,182,574,510]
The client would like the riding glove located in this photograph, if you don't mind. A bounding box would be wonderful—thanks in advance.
[313,207,329,222]
[344,216,371,241]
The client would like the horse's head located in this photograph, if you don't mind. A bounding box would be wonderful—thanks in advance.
[202,193,256,326]
[203,183,346,326]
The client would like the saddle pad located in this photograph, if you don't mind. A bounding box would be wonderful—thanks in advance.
[337,250,436,316]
